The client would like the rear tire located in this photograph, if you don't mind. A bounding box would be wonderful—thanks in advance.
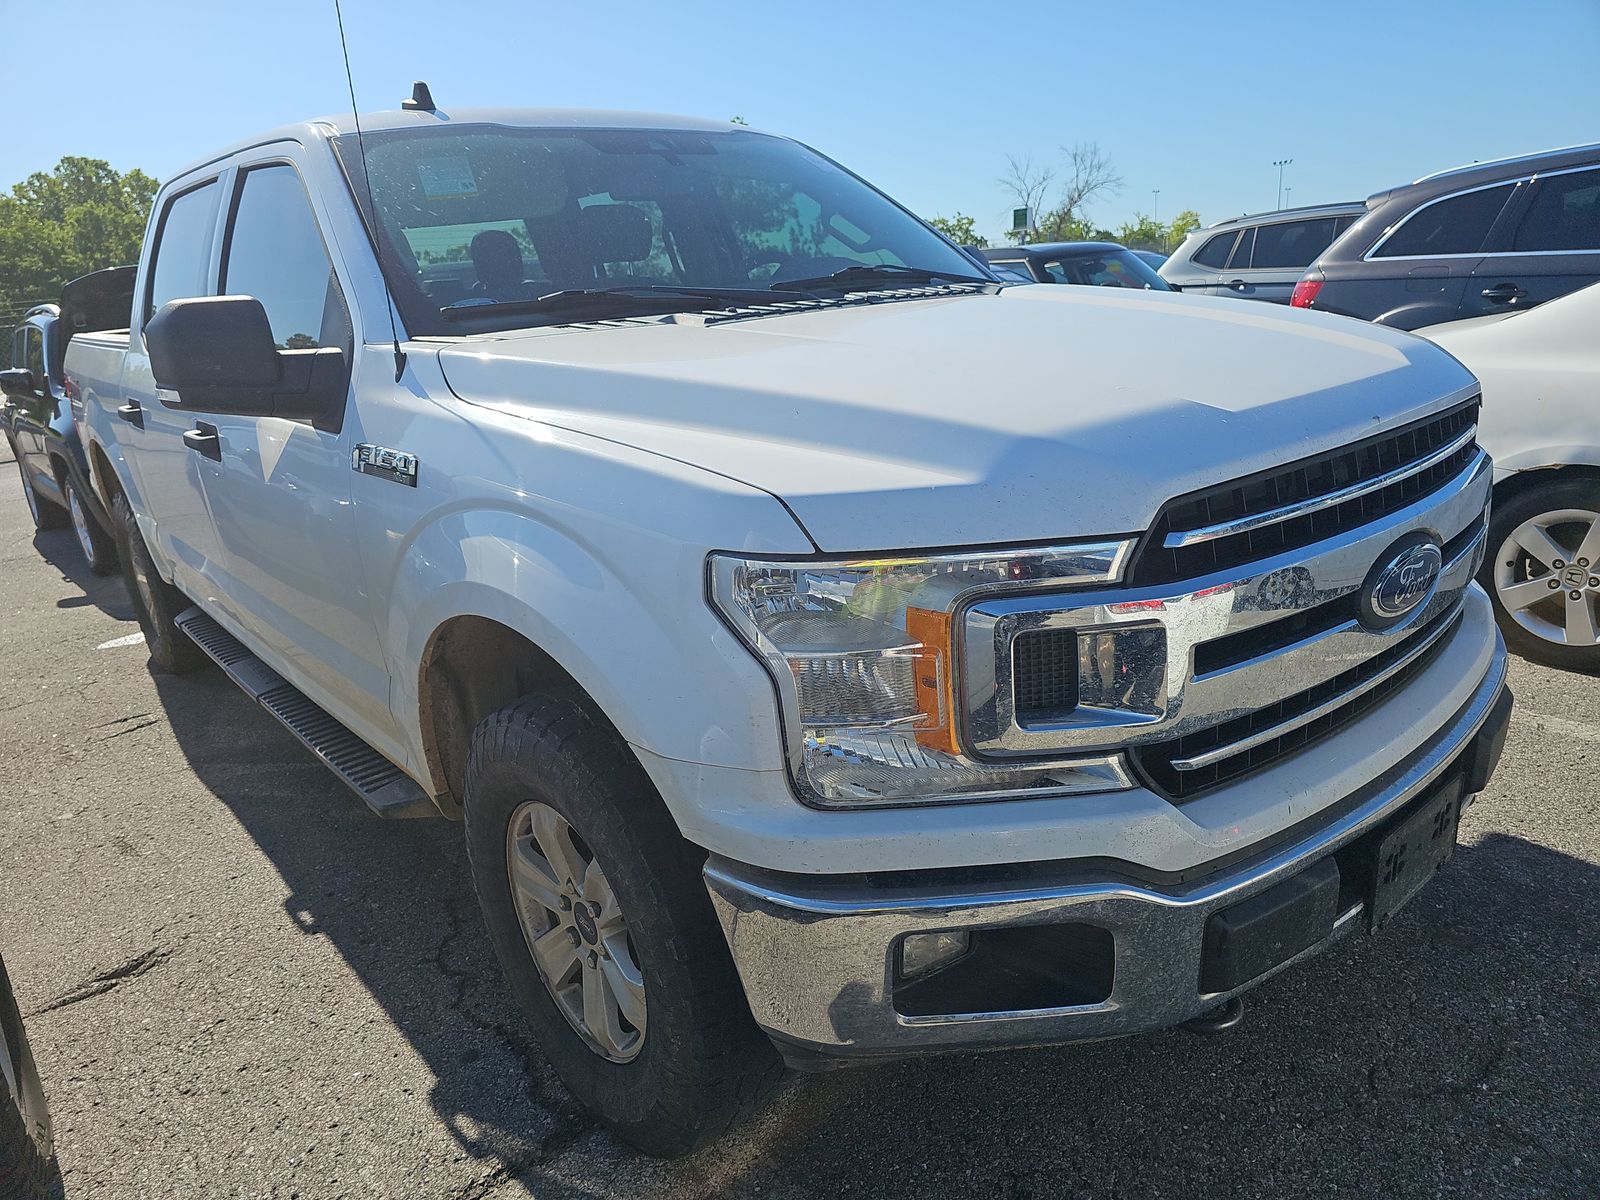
[113,493,207,675]
[1481,476,1600,673]
[65,473,118,576]
[463,693,781,1156]
[0,958,61,1200]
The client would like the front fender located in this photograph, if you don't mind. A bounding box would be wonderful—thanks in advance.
[384,503,798,780]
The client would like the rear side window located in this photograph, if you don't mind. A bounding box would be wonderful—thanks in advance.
[146,181,221,323]
[1226,227,1256,269]
[1511,168,1600,252]
[1374,184,1515,258]
[1252,217,1337,268]
[222,164,350,351]
[1191,232,1235,268]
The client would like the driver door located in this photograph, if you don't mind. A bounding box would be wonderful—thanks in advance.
[188,153,395,741]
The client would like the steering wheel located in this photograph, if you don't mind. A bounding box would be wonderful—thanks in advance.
[745,249,790,280]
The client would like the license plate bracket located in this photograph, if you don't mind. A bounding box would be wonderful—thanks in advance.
[1368,780,1461,930]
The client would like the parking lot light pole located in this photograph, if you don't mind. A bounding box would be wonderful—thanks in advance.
[1273,159,1293,209]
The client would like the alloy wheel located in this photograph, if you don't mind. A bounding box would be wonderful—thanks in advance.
[69,488,94,562]
[1492,508,1600,648]
[506,800,646,1062]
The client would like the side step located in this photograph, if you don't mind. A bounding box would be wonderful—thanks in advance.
[175,607,435,819]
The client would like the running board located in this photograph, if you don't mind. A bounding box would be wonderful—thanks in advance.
[175,607,435,819]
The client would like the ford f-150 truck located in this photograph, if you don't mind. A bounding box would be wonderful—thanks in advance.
[66,102,1513,1156]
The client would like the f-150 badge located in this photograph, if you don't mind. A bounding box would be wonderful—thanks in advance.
[353,443,419,487]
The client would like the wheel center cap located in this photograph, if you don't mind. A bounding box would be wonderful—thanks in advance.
[572,904,598,945]
[1562,565,1587,589]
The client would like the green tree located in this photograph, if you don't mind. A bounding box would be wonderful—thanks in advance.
[925,212,987,248]
[0,157,158,347]
[1166,208,1202,248]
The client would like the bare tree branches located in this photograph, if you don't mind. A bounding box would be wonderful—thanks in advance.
[998,154,1055,222]
[1059,142,1122,217]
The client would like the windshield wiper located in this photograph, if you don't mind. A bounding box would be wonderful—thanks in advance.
[440,284,802,321]
[767,264,992,293]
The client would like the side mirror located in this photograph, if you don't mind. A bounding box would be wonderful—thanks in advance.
[0,367,36,397]
[145,296,346,428]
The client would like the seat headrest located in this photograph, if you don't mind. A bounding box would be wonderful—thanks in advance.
[578,204,653,263]
[470,228,523,278]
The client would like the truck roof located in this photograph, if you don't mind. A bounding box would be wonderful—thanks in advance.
[171,107,752,180]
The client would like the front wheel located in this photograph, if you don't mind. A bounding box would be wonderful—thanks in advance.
[463,693,781,1156]
[12,453,67,533]
[1481,476,1600,672]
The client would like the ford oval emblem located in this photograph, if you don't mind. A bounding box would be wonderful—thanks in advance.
[1359,535,1443,630]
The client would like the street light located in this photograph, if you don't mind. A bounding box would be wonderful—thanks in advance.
[1152,188,1161,223]
[1273,159,1293,210]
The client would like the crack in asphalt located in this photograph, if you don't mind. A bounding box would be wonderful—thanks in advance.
[27,945,175,1016]
[432,888,596,1200]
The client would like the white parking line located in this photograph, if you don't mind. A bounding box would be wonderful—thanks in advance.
[97,631,146,650]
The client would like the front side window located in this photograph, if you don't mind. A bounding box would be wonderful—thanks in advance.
[223,164,349,351]
[146,181,221,323]
[24,326,45,385]
[1191,231,1235,269]
[1512,168,1600,252]
[337,126,986,334]
[1252,217,1337,268]
[1374,184,1515,258]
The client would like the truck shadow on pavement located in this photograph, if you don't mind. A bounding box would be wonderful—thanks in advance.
[29,528,137,622]
[151,665,1599,1200]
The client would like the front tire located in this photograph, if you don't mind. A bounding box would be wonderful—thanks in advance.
[113,493,206,675]
[463,693,780,1156]
[12,453,67,533]
[65,474,118,576]
[1481,476,1600,672]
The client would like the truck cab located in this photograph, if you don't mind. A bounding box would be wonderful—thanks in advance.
[67,104,1513,1156]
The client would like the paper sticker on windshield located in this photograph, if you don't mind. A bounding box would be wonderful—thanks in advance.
[417,157,478,198]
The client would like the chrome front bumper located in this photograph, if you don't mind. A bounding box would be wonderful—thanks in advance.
[704,631,1510,1062]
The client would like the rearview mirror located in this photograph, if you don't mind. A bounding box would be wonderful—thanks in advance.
[146,296,347,430]
[0,367,36,397]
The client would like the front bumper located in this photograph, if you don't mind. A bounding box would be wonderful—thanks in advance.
[704,634,1511,1063]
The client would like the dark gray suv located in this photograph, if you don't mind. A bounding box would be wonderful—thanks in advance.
[1291,142,1600,329]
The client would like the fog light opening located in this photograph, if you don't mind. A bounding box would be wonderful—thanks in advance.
[898,931,972,982]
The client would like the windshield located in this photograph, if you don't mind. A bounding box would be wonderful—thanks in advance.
[334,126,991,334]
[1038,250,1170,290]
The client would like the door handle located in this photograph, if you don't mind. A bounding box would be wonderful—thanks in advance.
[1480,283,1527,302]
[182,422,222,462]
[116,400,144,429]
[1225,278,1248,291]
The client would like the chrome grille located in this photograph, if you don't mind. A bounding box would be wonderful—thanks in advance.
[1132,606,1463,801]
[1128,399,1480,587]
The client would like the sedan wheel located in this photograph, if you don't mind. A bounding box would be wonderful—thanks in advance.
[1493,507,1600,649]
[507,800,646,1063]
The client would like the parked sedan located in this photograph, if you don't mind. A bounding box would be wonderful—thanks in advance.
[979,243,1172,290]
[1419,282,1600,670]
[2,267,133,575]
[0,951,58,1198]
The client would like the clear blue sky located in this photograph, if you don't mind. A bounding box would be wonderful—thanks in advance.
[6,0,1597,242]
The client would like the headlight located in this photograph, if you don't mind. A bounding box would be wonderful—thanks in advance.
[708,545,1132,808]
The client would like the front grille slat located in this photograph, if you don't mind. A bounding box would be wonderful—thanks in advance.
[1129,400,1480,587]
[1132,606,1463,802]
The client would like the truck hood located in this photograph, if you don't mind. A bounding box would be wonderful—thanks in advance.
[436,287,1477,552]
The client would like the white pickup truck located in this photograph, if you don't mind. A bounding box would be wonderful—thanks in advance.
[67,103,1512,1155]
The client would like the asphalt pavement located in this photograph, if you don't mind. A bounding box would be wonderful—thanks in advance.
[1,444,1596,1200]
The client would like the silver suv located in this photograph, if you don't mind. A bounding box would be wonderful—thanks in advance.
[1161,202,1364,303]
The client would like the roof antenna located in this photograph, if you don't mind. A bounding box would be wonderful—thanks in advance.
[333,0,407,383]
[402,81,435,112]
